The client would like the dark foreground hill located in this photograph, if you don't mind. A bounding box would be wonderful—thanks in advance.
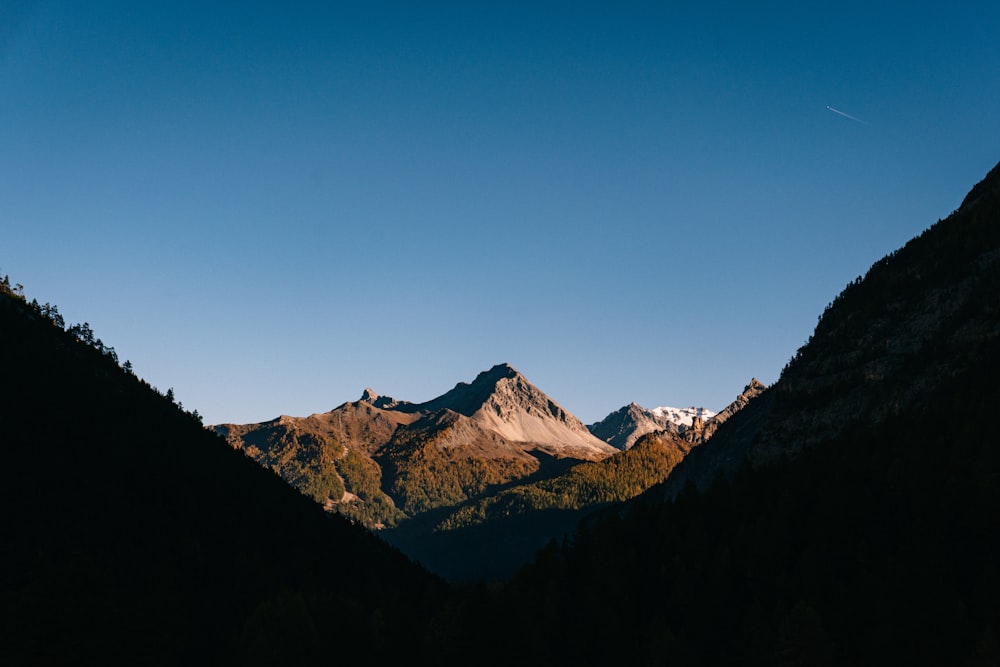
[0,285,442,664]
[662,160,1000,498]
[429,162,1000,666]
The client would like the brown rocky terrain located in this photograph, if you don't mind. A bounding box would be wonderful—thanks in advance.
[213,363,617,529]
[215,363,765,580]
[588,378,766,450]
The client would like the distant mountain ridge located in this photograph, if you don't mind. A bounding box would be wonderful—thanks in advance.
[215,363,758,579]
[588,379,765,450]
[214,363,617,530]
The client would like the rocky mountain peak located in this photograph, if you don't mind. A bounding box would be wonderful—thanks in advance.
[358,387,405,410]
[701,378,767,430]
[589,402,680,451]
[482,373,569,423]
[477,362,520,382]
[411,363,616,458]
[420,362,527,417]
[590,380,766,452]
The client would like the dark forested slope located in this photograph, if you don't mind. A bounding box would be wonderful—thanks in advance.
[432,161,1000,667]
[663,159,1000,496]
[0,285,441,664]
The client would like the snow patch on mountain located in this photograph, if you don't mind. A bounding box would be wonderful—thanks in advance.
[649,406,718,428]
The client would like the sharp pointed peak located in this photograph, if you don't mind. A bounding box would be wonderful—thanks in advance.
[447,363,524,394]
[474,362,521,382]
[415,362,547,418]
[357,387,406,410]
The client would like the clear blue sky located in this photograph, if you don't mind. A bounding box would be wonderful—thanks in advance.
[3,1,998,425]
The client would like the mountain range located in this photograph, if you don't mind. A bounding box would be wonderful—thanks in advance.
[213,363,614,525]
[3,160,998,664]
[213,363,760,579]
[588,379,765,450]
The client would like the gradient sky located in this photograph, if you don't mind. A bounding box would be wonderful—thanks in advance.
[3,1,999,425]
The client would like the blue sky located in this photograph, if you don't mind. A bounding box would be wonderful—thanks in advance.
[3,1,998,425]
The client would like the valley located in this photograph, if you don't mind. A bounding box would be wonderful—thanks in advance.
[2,161,998,664]
[214,362,758,579]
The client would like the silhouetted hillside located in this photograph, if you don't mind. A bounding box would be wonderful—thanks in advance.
[0,283,441,664]
[663,159,1000,496]
[430,161,1000,666]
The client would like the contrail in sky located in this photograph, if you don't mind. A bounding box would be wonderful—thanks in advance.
[826,105,871,126]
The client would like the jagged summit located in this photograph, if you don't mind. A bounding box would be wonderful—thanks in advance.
[417,362,522,416]
[350,363,534,418]
[589,402,679,451]
[478,361,519,380]
[217,361,617,544]
[393,362,615,457]
[589,379,765,451]
[357,387,407,410]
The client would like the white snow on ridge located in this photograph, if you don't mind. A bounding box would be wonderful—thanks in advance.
[649,405,717,427]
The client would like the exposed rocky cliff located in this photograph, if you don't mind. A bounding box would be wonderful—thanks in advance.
[588,402,678,450]
[693,378,767,443]
[214,363,616,529]
[589,379,765,451]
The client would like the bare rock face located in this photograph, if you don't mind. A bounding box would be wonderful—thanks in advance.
[589,403,669,450]
[589,380,764,451]
[214,362,616,530]
[358,387,409,411]
[464,365,616,460]
[694,378,767,442]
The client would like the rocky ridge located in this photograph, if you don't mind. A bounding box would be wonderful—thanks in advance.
[214,363,616,529]
[588,378,766,451]
[659,160,1000,498]
[215,362,765,579]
